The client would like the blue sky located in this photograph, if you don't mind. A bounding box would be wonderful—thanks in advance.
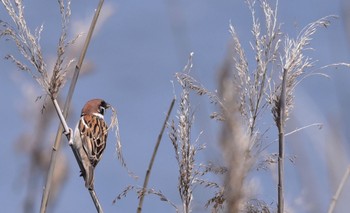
[1,0,350,212]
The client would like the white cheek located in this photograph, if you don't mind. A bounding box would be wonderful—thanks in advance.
[92,112,104,119]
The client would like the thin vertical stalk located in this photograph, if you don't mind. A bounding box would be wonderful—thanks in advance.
[277,126,284,213]
[40,0,105,212]
[89,190,104,213]
[277,68,287,213]
[328,166,350,213]
[137,98,176,213]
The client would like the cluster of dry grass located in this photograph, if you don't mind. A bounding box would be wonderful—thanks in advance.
[157,0,350,212]
[0,0,109,212]
[1,0,350,212]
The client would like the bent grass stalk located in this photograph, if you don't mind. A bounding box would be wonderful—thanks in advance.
[39,0,105,212]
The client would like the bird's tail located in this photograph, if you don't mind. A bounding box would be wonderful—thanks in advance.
[84,165,94,190]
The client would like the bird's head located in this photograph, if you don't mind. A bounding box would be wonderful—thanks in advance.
[81,99,110,118]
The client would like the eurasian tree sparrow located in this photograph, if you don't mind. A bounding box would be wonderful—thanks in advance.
[72,99,110,190]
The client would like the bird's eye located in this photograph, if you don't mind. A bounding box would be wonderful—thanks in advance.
[99,106,105,115]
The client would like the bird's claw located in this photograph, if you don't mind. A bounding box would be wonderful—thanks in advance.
[64,128,74,145]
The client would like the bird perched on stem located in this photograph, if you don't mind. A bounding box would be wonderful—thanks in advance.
[72,99,110,190]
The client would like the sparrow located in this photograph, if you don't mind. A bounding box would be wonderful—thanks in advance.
[72,99,110,190]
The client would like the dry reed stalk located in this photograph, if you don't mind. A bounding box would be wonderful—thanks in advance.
[328,166,350,213]
[218,63,252,213]
[210,1,340,212]
[270,14,336,213]
[15,95,68,213]
[230,0,282,142]
[276,68,287,213]
[172,58,196,213]
[113,185,178,211]
[0,0,75,209]
[41,1,105,212]
[0,0,105,212]
[137,98,176,213]
[112,99,177,211]
[175,1,348,212]
[230,1,339,212]
[169,53,209,213]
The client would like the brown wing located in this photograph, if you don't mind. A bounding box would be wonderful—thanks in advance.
[79,114,108,167]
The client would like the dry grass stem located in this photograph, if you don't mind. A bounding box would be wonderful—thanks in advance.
[29,0,103,213]
[89,190,104,213]
[231,0,282,140]
[15,95,68,213]
[174,1,341,212]
[172,52,231,212]
[218,64,253,213]
[205,188,225,212]
[112,99,178,212]
[170,52,209,213]
[270,15,337,122]
[0,0,77,99]
[260,122,323,153]
[266,12,337,213]
[229,1,340,211]
[0,0,87,211]
[244,199,271,213]
[113,186,178,212]
[0,0,47,88]
[173,54,195,213]
[328,166,350,213]
[276,68,287,213]
[112,185,135,203]
[137,188,178,212]
[110,107,123,166]
[137,98,176,213]
[109,106,137,179]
